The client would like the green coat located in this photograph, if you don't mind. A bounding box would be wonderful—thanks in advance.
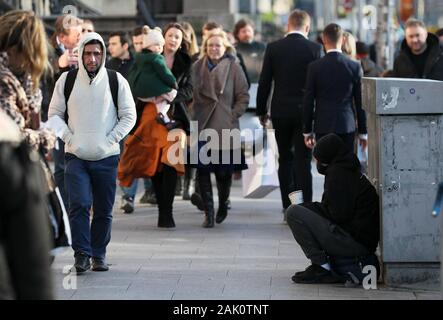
[129,50,177,99]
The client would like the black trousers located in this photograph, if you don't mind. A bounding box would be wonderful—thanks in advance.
[286,204,369,266]
[272,117,312,209]
[151,165,177,216]
[197,168,232,208]
[316,132,356,154]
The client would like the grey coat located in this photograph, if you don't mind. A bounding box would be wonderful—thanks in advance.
[191,55,249,139]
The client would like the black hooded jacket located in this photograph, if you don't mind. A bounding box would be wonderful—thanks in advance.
[315,147,380,253]
[393,33,443,80]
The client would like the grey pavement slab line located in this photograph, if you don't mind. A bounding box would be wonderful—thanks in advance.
[54,170,439,300]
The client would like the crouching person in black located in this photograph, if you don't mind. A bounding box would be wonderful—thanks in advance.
[287,133,380,284]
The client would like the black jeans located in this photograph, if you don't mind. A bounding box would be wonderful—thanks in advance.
[197,168,232,208]
[272,117,312,209]
[286,204,369,266]
[151,165,177,215]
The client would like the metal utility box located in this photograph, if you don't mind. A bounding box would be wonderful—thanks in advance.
[362,77,443,285]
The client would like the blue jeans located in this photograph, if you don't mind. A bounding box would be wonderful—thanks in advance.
[121,180,138,199]
[64,153,119,259]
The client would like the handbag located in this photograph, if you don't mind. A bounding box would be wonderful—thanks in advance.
[39,151,71,255]
[241,129,279,198]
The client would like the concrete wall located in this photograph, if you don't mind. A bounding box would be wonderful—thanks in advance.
[80,0,137,16]
[183,0,236,14]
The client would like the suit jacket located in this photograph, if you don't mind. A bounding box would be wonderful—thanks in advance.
[256,33,322,119]
[303,52,367,135]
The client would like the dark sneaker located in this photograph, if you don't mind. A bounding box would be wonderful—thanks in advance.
[73,253,90,273]
[165,121,180,131]
[215,205,228,224]
[91,257,109,272]
[190,192,204,212]
[292,264,342,284]
[122,197,134,214]
[155,113,167,125]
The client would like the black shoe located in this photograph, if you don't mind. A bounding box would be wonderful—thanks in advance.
[121,196,135,214]
[292,264,342,284]
[202,211,214,228]
[73,253,90,273]
[91,257,109,272]
[216,204,228,224]
[165,121,180,131]
[190,192,204,212]
[155,113,167,125]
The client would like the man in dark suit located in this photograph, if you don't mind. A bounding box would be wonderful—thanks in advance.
[257,10,323,211]
[303,23,367,153]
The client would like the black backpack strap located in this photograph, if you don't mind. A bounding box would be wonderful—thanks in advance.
[63,69,119,123]
[63,69,79,123]
[107,69,119,119]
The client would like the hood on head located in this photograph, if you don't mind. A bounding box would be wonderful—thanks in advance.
[313,133,360,173]
[77,32,107,78]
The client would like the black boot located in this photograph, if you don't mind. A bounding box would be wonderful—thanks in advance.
[198,171,214,228]
[216,174,232,224]
[158,209,176,228]
[190,177,204,212]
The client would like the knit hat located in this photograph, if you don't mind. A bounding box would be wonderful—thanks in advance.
[313,133,346,164]
[142,26,165,49]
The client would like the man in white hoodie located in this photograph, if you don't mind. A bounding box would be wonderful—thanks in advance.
[48,33,136,273]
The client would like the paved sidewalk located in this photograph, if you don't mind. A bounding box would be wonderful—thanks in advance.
[52,172,442,300]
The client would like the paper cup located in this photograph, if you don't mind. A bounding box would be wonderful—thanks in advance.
[289,190,304,205]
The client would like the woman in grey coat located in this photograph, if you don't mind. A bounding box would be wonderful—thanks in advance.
[191,30,250,228]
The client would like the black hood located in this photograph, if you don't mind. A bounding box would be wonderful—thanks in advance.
[313,133,360,174]
[400,32,440,54]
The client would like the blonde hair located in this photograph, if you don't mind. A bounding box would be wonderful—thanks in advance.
[0,10,49,89]
[342,32,357,61]
[181,21,199,57]
[199,30,236,59]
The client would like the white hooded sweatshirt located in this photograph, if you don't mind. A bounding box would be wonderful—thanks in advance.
[48,32,136,161]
